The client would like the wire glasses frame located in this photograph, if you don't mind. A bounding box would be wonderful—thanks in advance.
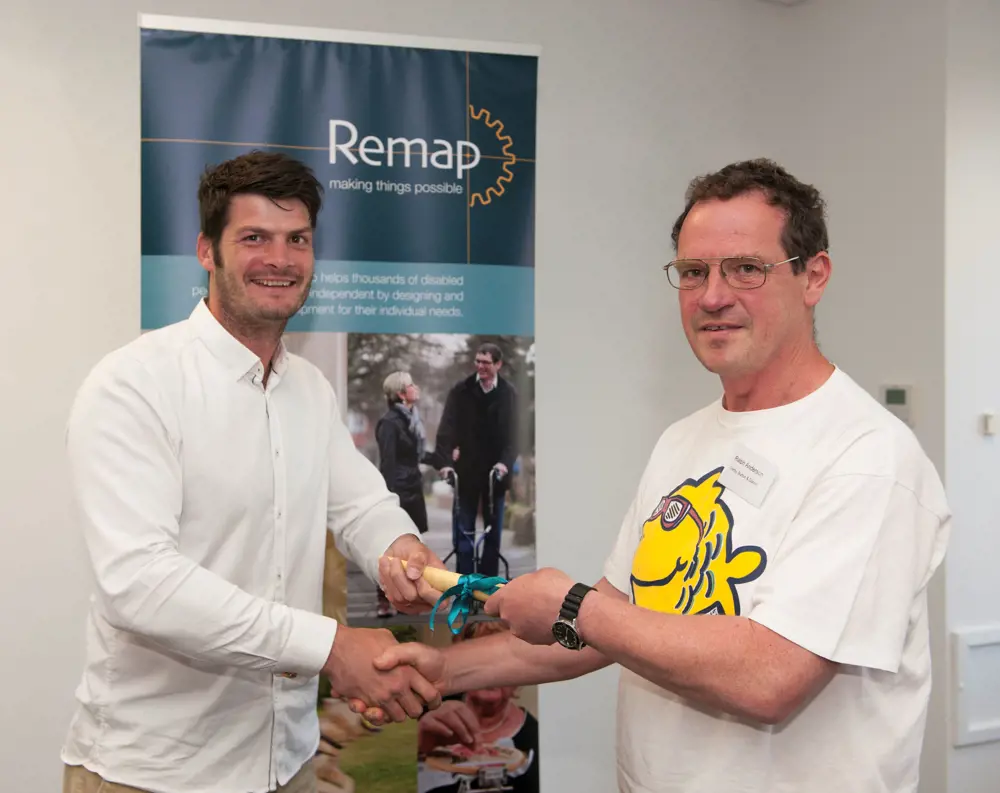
[663,256,800,290]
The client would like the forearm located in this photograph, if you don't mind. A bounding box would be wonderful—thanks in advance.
[94,545,337,676]
[441,631,611,695]
[576,594,820,724]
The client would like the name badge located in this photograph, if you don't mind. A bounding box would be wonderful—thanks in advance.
[719,443,777,508]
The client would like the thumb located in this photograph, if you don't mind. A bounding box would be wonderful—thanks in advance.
[374,642,427,671]
[483,591,501,618]
[406,549,427,580]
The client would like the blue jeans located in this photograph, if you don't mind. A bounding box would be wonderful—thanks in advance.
[453,483,506,577]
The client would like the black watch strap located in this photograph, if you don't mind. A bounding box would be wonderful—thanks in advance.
[559,583,595,621]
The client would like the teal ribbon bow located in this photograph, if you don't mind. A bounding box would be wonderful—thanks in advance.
[430,574,508,634]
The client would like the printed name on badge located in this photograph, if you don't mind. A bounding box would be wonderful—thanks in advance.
[718,443,778,508]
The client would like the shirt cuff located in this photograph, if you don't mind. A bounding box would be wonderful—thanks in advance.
[275,608,339,678]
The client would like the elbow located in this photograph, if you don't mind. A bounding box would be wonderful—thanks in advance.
[90,545,177,635]
[93,558,159,634]
[743,683,816,726]
[95,585,141,634]
[736,654,836,726]
[747,695,793,726]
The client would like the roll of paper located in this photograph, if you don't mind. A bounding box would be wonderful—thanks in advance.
[395,559,504,603]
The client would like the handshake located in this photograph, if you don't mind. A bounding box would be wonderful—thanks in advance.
[321,622,446,726]
[319,539,449,725]
[318,535,579,726]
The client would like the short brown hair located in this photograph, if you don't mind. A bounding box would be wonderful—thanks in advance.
[476,342,503,364]
[670,158,828,274]
[197,150,324,246]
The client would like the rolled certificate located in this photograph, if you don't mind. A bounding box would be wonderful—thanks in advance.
[395,559,505,603]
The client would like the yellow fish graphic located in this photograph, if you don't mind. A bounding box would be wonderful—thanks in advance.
[630,468,766,615]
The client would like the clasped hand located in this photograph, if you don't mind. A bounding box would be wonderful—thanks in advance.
[323,624,442,723]
[323,536,448,722]
[378,534,446,615]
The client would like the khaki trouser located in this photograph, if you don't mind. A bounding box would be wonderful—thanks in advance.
[63,759,318,793]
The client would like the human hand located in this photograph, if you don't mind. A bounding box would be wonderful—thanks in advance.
[417,699,481,755]
[452,447,460,461]
[484,567,576,645]
[323,625,442,724]
[493,462,508,479]
[379,535,447,614]
[346,640,450,725]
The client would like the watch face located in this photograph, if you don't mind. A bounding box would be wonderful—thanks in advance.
[552,620,581,649]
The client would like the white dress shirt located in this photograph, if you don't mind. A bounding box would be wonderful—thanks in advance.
[61,300,417,793]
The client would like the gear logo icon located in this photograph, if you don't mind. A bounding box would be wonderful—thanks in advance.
[468,104,516,208]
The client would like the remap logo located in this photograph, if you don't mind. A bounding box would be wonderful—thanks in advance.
[329,120,481,178]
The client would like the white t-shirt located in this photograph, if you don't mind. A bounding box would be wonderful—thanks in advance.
[602,367,950,793]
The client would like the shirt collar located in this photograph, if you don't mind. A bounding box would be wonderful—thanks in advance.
[189,299,288,384]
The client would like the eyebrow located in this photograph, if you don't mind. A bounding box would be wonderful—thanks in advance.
[235,226,313,237]
[681,252,767,260]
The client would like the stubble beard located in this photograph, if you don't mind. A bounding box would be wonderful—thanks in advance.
[211,249,309,338]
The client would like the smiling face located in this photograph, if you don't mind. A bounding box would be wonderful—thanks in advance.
[197,193,314,333]
[676,191,828,381]
[474,351,501,386]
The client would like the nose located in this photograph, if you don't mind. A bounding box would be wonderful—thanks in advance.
[263,238,294,268]
[697,265,736,313]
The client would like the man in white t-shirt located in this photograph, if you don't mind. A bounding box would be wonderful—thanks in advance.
[363,158,952,793]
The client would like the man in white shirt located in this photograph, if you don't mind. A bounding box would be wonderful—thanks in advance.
[61,151,443,793]
[363,158,952,793]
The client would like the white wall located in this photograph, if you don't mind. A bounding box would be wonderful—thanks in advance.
[946,0,1000,789]
[0,0,962,791]
[770,3,950,789]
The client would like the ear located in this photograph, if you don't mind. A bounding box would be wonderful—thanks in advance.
[196,233,216,276]
[802,251,831,309]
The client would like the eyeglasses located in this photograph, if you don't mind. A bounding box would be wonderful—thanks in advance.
[663,256,799,290]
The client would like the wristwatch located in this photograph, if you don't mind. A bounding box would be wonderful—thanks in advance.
[551,583,595,650]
